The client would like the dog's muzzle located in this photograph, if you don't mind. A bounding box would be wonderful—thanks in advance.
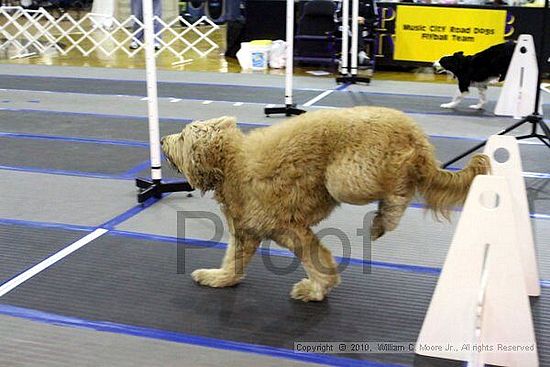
[432,62,445,74]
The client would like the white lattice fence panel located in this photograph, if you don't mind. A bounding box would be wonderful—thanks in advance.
[0,6,220,59]
[0,7,61,56]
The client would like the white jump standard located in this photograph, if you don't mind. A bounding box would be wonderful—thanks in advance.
[264,0,305,116]
[135,0,194,202]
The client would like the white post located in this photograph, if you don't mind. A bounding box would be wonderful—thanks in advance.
[142,0,162,181]
[340,0,349,76]
[284,0,295,106]
[350,0,359,76]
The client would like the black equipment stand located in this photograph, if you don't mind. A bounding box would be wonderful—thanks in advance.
[265,104,305,117]
[442,0,549,168]
[336,72,370,85]
[136,178,194,203]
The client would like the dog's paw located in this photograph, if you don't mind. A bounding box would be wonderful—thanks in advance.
[290,279,325,302]
[440,102,458,109]
[370,215,386,241]
[370,225,385,241]
[191,268,241,287]
[468,104,485,110]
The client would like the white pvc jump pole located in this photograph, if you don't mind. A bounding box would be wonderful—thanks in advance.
[337,0,369,84]
[264,0,304,116]
[350,0,359,76]
[142,0,162,182]
[284,0,294,107]
[340,0,349,76]
[135,0,194,202]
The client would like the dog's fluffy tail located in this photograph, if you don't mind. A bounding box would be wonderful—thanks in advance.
[417,153,491,219]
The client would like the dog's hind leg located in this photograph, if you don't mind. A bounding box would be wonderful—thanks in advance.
[371,189,414,240]
[274,228,340,302]
[469,85,488,110]
[441,90,467,109]
[192,234,260,287]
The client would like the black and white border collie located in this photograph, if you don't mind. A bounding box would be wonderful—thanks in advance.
[433,41,515,110]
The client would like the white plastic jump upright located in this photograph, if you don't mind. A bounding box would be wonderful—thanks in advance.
[340,0,349,75]
[284,0,295,107]
[142,0,162,182]
[495,35,543,118]
[263,0,304,116]
[350,0,359,77]
[416,175,538,367]
[336,0,370,84]
[135,0,194,202]
[483,135,540,297]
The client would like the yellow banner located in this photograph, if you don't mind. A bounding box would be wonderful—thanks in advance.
[394,6,507,62]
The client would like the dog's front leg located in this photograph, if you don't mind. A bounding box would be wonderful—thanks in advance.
[274,228,340,302]
[469,86,488,110]
[192,234,259,287]
[441,89,467,109]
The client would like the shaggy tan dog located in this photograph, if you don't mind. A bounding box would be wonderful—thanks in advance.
[161,106,490,302]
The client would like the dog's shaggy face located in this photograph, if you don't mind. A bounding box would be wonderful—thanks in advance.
[433,51,464,77]
[161,116,237,191]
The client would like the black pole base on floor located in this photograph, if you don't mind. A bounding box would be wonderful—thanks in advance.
[336,74,370,85]
[136,178,194,203]
[441,113,550,169]
[264,104,306,117]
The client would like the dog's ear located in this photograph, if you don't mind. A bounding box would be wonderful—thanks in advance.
[453,51,464,57]
[181,119,232,192]
[209,116,237,130]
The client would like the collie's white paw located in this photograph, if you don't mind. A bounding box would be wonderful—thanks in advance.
[468,104,485,110]
[440,102,458,109]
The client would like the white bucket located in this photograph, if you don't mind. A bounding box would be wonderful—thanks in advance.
[249,45,270,70]
[236,42,252,69]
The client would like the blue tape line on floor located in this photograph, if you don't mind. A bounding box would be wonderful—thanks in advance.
[2,218,549,286]
[6,72,550,106]
[0,132,547,178]
[122,160,152,178]
[0,218,94,232]
[109,229,438,275]
[99,196,163,230]
[335,83,351,91]
[0,107,191,124]
[408,201,548,219]
[0,304,401,367]
[1,108,548,148]
[110,230,550,280]
[333,88,550,106]
[0,164,130,180]
[0,132,148,148]
[0,73,327,92]
[0,161,548,215]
